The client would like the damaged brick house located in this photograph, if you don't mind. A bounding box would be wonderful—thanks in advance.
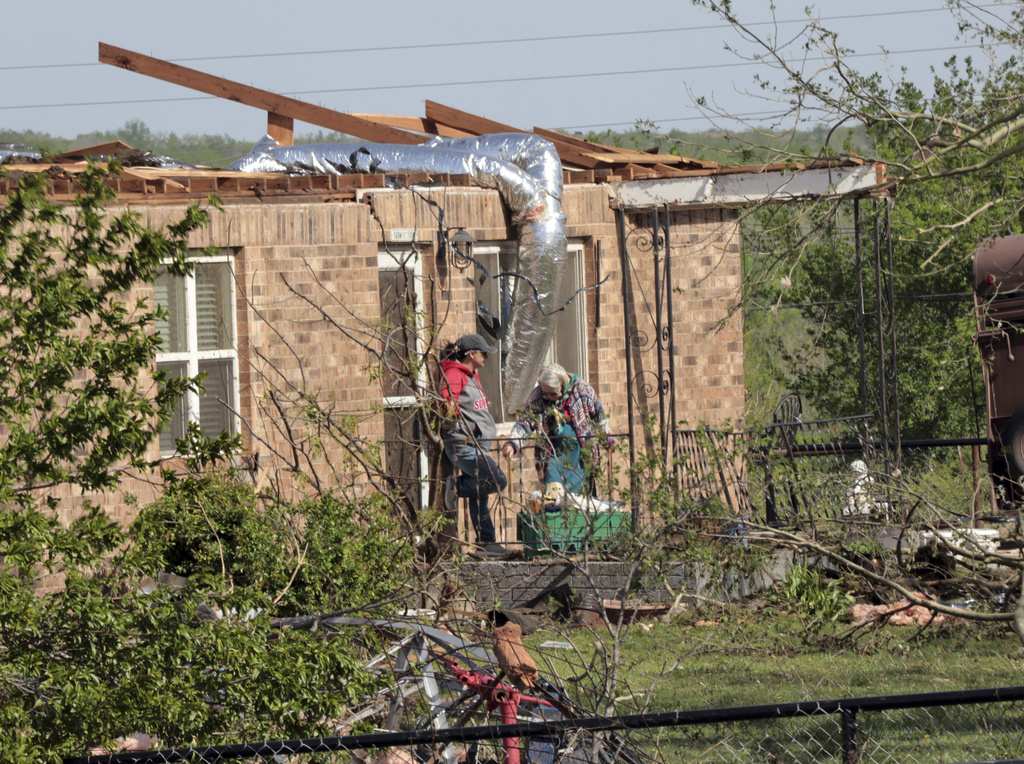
[1,44,885,551]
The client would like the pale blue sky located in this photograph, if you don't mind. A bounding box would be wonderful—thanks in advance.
[0,0,1014,144]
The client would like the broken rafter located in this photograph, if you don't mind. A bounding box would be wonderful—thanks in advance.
[61,140,135,158]
[424,100,526,137]
[349,114,475,139]
[533,127,634,155]
[535,127,721,170]
[423,102,716,172]
[98,43,426,146]
[425,101,610,170]
[575,148,692,166]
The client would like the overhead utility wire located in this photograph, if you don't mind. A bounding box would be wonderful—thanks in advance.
[0,3,1006,73]
[169,4,1004,63]
[0,42,1003,114]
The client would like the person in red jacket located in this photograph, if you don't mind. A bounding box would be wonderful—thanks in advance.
[439,334,508,555]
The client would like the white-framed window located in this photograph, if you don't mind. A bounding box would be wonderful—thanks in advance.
[378,246,429,516]
[474,241,588,422]
[154,252,239,455]
[546,241,588,380]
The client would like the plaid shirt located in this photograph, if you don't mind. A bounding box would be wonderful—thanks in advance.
[506,379,611,477]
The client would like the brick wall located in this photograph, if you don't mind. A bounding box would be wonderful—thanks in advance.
[563,198,745,515]
[447,556,786,610]
[29,185,744,558]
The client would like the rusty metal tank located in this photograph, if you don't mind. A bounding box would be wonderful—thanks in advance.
[974,234,1024,296]
[973,235,1024,505]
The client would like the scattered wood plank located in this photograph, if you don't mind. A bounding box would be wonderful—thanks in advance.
[349,114,473,139]
[576,149,687,166]
[650,163,690,178]
[563,170,596,185]
[619,163,660,179]
[61,140,134,158]
[535,127,721,169]
[3,162,89,174]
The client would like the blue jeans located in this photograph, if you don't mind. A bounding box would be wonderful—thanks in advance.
[545,422,587,494]
[444,441,507,544]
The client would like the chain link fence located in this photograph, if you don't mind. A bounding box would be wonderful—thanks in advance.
[67,685,1024,764]
[647,694,1024,764]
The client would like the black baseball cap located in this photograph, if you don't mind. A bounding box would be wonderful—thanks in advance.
[456,333,498,355]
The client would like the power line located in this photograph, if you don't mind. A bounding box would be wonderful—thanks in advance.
[0,3,1007,73]
[129,4,1013,64]
[561,112,792,131]
[0,42,1005,118]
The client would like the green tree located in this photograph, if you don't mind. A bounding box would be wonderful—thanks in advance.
[131,469,415,617]
[685,2,1024,441]
[793,56,1018,440]
[669,0,1024,643]
[0,166,386,762]
[0,120,364,168]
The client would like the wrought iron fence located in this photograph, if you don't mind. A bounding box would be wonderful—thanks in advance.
[66,685,1024,764]
[672,397,989,531]
[672,413,875,527]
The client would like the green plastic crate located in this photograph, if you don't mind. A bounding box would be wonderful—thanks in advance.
[517,508,629,559]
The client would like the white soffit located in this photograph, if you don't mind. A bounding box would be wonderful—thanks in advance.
[613,164,883,210]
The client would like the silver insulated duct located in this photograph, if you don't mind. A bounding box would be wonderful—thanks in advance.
[230,133,566,413]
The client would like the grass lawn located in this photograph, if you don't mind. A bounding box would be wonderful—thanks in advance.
[526,607,1022,710]
[519,604,1024,762]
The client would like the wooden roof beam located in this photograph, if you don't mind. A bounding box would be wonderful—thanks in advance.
[533,126,636,156]
[61,140,134,158]
[424,101,611,169]
[534,126,721,170]
[98,43,425,146]
[348,114,475,139]
[267,112,293,146]
[422,102,701,171]
[424,100,527,137]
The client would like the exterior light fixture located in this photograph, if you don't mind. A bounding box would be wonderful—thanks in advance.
[449,228,477,246]
[448,228,476,270]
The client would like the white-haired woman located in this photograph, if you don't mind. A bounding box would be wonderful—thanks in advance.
[501,364,613,495]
